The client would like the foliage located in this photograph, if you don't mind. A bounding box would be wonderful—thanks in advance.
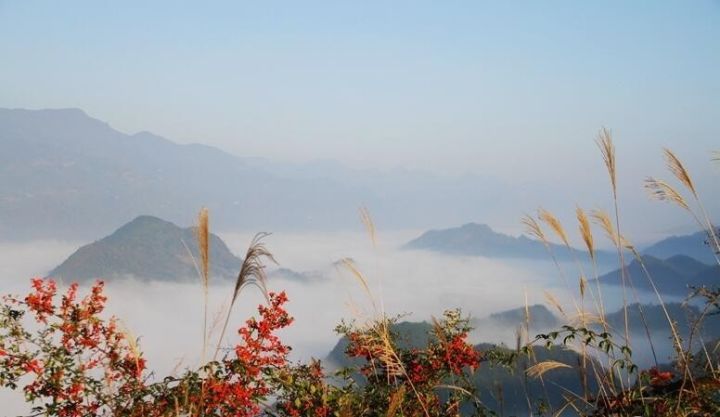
[0,279,488,417]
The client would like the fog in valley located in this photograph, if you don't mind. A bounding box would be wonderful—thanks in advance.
[0,229,691,414]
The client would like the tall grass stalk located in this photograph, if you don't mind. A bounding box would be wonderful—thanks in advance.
[596,129,632,371]
[214,232,275,360]
[197,208,210,362]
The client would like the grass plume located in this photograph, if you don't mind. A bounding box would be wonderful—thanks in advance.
[340,257,376,312]
[576,207,594,261]
[526,360,571,378]
[215,232,276,360]
[544,290,566,318]
[521,214,547,245]
[196,207,210,361]
[590,210,619,248]
[197,208,210,288]
[538,208,569,247]
[644,177,690,210]
[664,148,697,198]
[596,127,616,195]
[359,206,377,248]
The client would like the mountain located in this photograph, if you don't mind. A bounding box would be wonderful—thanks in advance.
[643,230,719,265]
[49,215,241,282]
[268,267,326,283]
[690,264,720,291]
[603,302,720,338]
[486,304,560,330]
[0,108,361,240]
[0,108,544,241]
[403,222,614,263]
[595,255,713,296]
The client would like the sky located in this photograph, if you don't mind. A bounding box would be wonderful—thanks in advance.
[1,1,719,182]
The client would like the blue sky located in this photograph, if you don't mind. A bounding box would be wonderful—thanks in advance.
[1,1,719,183]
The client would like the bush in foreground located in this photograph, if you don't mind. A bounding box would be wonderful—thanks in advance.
[0,278,489,417]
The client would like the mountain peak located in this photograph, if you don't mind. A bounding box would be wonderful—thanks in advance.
[0,107,93,123]
[403,222,612,262]
[125,215,175,228]
[460,223,494,233]
[49,216,242,282]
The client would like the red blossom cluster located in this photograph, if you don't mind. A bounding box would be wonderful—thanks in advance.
[646,366,674,386]
[190,291,294,417]
[0,278,145,417]
[342,312,483,415]
[24,277,57,321]
[2,279,491,417]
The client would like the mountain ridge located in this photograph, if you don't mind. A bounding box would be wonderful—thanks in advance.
[49,215,241,282]
[0,108,533,241]
[595,254,715,296]
[403,222,615,263]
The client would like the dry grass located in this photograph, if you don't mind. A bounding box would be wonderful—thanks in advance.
[526,360,571,378]
[196,207,210,361]
[538,208,570,247]
[646,148,720,263]
[522,214,547,245]
[576,207,594,261]
[596,127,616,195]
[664,148,697,198]
[544,290,566,318]
[521,133,720,415]
[644,177,690,210]
[589,210,620,249]
[386,385,406,417]
[340,257,375,310]
[579,275,587,299]
[197,208,210,288]
[215,232,276,359]
[359,206,376,248]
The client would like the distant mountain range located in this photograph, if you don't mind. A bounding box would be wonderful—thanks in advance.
[595,255,717,296]
[403,223,719,275]
[49,215,241,282]
[643,230,719,265]
[0,107,542,241]
[403,222,615,264]
[603,302,720,336]
[481,303,560,330]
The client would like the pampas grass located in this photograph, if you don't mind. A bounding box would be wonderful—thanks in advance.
[576,207,594,261]
[359,206,376,249]
[596,127,616,195]
[644,177,691,211]
[664,148,697,198]
[521,214,547,246]
[196,208,210,361]
[538,208,570,247]
[647,148,720,264]
[215,232,275,359]
[526,360,571,378]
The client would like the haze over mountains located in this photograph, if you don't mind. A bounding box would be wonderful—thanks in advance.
[404,222,720,296]
[594,255,717,296]
[643,230,719,265]
[0,107,547,241]
[45,211,720,290]
[403,222,616,264]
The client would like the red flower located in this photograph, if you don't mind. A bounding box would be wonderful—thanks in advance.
[25,278,57,322]
[648,367,673,386]
[23,359,43,374]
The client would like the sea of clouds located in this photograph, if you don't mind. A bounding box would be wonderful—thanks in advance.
[0,231,677,415]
